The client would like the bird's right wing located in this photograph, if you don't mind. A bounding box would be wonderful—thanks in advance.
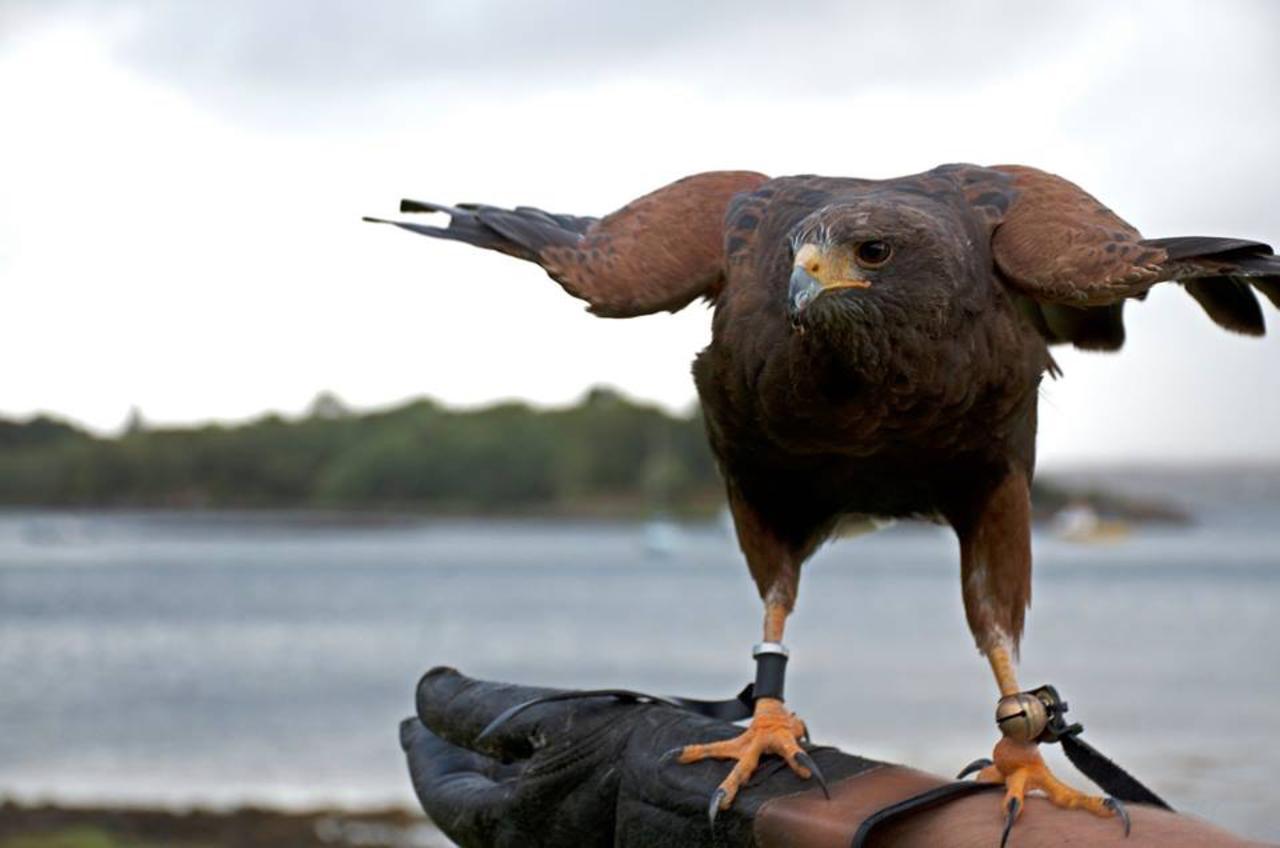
[365,171,769,318]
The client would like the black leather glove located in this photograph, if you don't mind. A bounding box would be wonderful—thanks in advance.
[399,667,877,847]
[402,669,1254,848]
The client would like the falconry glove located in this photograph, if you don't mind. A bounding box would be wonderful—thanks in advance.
[400,666,874,847]
[399,669,1230,848]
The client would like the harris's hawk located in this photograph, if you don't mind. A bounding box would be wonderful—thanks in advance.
[366,165,1280,835]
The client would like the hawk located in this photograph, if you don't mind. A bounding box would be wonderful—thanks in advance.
[367,164,1279,836]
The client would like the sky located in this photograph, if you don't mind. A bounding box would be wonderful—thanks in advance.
[2,0,1279,466]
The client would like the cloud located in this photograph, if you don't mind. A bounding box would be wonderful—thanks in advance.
[6,1,1118,115]
[2,1,1279,462]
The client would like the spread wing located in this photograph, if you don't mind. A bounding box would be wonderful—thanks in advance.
[976,164,1280,349]
[365,171,769,318]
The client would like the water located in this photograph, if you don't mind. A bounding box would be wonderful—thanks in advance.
[0,509,1277,841]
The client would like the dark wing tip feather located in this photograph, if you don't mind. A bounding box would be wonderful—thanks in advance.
[1183,277,1266,336]
[360,217,445,237]
[400,198,474,216]
[363,208,538,260]
[1231,254,1280,276]
[1137,236,1278,335]
[1251,278,1280,310]
[1141,236,1274,261]
[475,208,581,253]
[512,206,598,234]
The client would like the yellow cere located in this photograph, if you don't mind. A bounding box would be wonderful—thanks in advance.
[793,243,871,291]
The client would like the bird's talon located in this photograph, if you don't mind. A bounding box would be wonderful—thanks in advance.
[987,739,1127,835]
[679,701,811,819]
[658,747,683,766]
[1105,796,1132,837]
[957,757,994,780]
[794,750,830,799]
[999,796,1021,848]
[707,787,728,827]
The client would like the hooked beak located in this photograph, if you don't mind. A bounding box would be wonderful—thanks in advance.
[789,266,825,315]
[787,244,871,319]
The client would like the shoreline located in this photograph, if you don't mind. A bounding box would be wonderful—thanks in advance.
[0,488,1192,528]
[0,799,444,848]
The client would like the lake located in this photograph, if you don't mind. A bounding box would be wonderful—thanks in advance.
[0,506,1277,841]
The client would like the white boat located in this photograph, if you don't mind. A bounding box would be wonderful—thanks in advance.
[1050,502,1130,544]
[642,518,682,558]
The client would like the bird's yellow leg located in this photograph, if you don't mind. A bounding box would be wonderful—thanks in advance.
[988,642,1020,698]
[966,645,1126,842]
[678,601,822,817]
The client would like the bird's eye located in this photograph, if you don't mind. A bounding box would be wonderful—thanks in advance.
[854,240,893,268]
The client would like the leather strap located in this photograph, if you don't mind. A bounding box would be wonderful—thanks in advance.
[1060,730,1171,809]
[474,685,755,743]
[754,766,982,848]
[850,780,1003,847]
[1026,683,1172,810]
[672,683,756,721]
[756,767,1255,848]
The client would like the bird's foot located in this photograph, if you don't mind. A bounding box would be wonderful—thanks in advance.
[676,697,826,823]
[959,737,1129,846]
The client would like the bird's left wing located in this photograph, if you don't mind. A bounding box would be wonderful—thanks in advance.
[976,165,1280,346]
[365,171,769,318]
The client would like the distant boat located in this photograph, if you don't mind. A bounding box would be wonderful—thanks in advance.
[1050,502,1130,544]
[642,518,682,558]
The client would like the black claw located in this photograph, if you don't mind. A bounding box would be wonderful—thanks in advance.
[707,787,727,827]
[957,757,994,780]
[658,747,684,767]
[1000,797,1020,848]
[474,717,504,745]
[794,751,831,800]
[1105,797,1132,838]
[475,695,551,745]
[475,701,526,745]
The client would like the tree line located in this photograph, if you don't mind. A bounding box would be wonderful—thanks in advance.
[0,388,721,514]
[0,388,1186,522]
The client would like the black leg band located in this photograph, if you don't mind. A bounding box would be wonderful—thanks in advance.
[752,642,789,702]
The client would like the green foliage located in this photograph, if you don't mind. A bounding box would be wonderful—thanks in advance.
[0,391,1170,521]
[0,828,150,848]
[0,389,722,514]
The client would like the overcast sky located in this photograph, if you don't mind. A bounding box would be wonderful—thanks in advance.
[2,0,1279,466]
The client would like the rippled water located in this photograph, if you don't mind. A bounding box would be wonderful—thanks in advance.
[0,509,1276,840]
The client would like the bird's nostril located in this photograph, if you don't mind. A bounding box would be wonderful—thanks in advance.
[808,263,821,273]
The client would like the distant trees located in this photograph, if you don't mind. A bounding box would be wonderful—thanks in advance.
[0,388,723,515]
[0,390,1182,522]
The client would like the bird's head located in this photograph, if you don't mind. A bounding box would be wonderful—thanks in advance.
[786,200,977,335]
